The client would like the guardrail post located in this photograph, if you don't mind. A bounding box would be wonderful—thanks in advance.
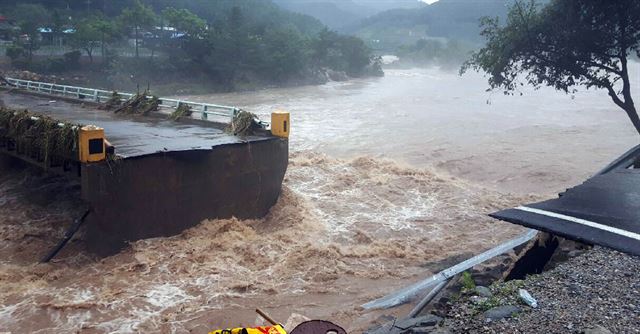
[93,90,99,102]
[202,105,208,120]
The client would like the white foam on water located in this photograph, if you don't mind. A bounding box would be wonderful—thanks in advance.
[145,284,194,308]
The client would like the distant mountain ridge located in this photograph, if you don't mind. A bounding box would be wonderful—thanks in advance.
[273,0,424,30]
[346,0,513,50]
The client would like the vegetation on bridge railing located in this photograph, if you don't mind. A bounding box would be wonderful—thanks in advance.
[0,107,81,168]
[4,77,240,122]
[112,90,160,116]
[168,103,193,121]
[226,110,261,137]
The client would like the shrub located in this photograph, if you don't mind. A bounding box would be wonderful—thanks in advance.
[460,271,476,291]
[46,58,71,73]
[63,51,82,67]
[6,44,25,61]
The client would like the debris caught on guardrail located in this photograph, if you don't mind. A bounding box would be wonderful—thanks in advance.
[103,91,123,110]
[0,107,81,166]
[169,102,193,121]
[5,77,241,123]
[114,90,159,115]
[227,110,261,136]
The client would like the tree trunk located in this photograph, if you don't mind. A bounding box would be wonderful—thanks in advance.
[619,52,640,136]
[86,48,93,64]
[623,103,640,136]
[101,32,105,59]
[135,26,139,59]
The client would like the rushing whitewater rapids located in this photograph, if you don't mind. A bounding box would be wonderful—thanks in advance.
[0,67,638,332]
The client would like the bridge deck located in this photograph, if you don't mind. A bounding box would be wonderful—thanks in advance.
[0,91,268,158]
[491,146,640,256]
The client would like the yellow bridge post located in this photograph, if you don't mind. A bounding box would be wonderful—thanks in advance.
[78,125,106,163]
[270,111,290,138]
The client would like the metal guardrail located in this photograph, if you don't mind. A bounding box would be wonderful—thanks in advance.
[5,78,240,122]
[362,229,539,310]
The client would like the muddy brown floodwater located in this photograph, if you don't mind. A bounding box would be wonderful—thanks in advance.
[1,66,639,333]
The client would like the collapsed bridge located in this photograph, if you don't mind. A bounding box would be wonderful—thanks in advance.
[0,79,290,256]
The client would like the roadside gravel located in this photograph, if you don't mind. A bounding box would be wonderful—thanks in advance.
[443,247,640,333]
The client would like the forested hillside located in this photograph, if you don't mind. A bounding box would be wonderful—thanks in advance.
[0,0,382,92]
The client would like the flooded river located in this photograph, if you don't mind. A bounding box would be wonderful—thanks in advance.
[0,66,638,333]
[179,67,639,195]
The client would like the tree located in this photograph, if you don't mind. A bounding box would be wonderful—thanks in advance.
[70,17,120,63]
[162,7,206,37]
[338,35,372,77]
[70,20,101,63]
[51,10,68,48]
[118,0,157,59]
[87,18,121,59]
[310,28,337,67]
[261,27,307,81]
[462,0,640,135]
[11,4,51,61]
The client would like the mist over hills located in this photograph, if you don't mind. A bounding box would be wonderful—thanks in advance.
[271,0,515,52]
[272,0,425,30]
[348,0,512,50]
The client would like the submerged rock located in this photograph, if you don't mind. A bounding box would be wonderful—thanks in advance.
[475,286,492,298]
[483,305,521,321]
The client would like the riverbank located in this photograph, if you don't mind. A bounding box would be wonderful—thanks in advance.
[1,59,383,96]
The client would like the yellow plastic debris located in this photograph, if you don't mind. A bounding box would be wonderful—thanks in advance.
[209,324,287,334]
